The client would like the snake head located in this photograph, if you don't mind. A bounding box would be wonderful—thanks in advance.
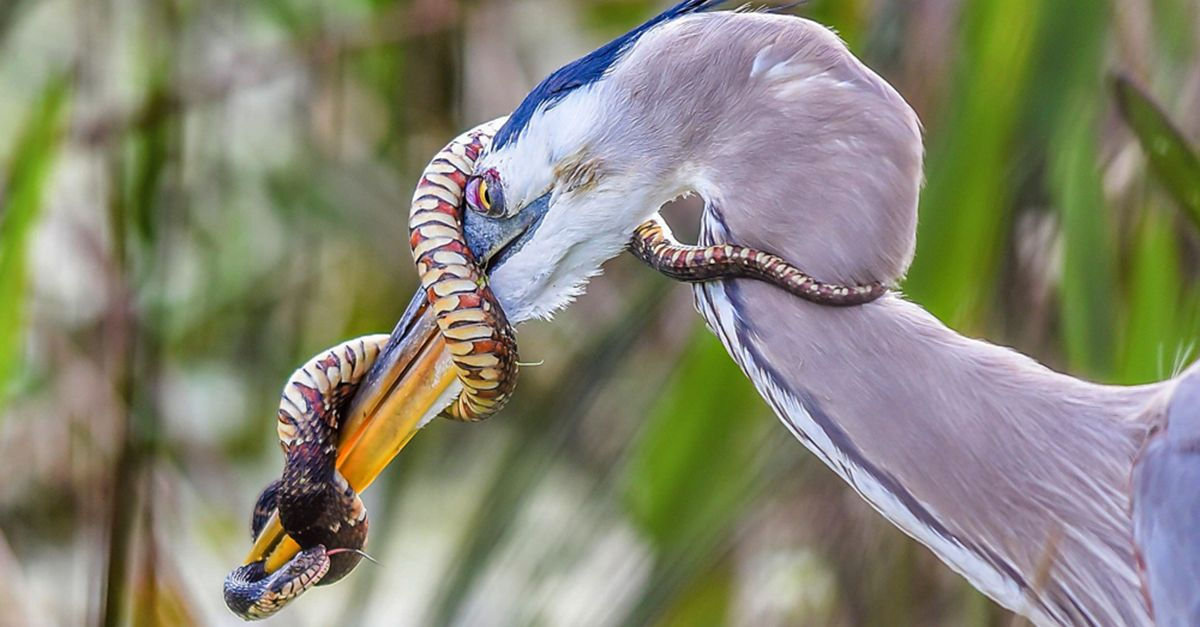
[223,546,332,620]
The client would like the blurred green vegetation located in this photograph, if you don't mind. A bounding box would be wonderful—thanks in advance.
[0,0,1197,626]
[0,78,68,404]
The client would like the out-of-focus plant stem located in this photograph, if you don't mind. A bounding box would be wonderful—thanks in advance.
[99,0,185,623]
[0,78,69,405]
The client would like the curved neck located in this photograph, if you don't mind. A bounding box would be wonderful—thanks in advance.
[697,274,1160,625]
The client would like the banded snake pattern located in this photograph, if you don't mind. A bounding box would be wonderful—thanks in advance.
[223,118,887,620]
[409,118,519,422]
[629,214,886,306]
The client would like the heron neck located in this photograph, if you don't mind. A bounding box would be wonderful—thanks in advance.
[699,278,1160,624]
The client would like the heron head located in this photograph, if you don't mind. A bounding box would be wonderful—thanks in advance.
[457,3,739,323]
[460,0,922,320]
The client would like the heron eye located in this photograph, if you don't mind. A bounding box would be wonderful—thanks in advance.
[466,170,505,216]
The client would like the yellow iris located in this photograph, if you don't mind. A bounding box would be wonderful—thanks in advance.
[478,179,492,212]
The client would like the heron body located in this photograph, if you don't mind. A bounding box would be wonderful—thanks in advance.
[696,255,1157,625]
[464,4,1191,625]
[612,15,1159,624]
[230,2,1200,624]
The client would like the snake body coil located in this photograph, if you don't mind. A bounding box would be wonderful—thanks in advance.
[409,119,519,422]
[224,335,386,620]
[224,121,514,619]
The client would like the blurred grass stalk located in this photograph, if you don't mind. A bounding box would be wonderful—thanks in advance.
[426,281,671,625]
[0,78,70,406]
[619,329,775,626]
[905,0,1043,329]
[1113,76,1200,231]
[0,74,69,627]
[98,1,200,624]
[1052,97,1117,378]
[1112,75,1200,382]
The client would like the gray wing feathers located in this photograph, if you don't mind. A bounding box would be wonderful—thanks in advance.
[1134,372,1200,627]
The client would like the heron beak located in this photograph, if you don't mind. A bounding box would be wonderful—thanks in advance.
[243,191,552,573]
[244,291,457,571]
[462,190,552,266]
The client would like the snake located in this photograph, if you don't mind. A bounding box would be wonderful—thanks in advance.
[408,118,519,422]
[629,214,886,306]
[224,336,386,620]
[223,119,886,620]
[223,123,515,620]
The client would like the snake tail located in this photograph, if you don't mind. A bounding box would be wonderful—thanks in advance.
[629,214,887,306]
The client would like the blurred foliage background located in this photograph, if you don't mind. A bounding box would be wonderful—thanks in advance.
[0,0,1198,625]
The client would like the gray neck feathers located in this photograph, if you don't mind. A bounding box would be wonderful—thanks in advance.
[709,275,1159,624]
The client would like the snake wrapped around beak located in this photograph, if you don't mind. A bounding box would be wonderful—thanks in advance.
[223,120,517,620]
[222,116,886,620]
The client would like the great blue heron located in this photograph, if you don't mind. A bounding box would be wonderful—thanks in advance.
[237,1,1200,625]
